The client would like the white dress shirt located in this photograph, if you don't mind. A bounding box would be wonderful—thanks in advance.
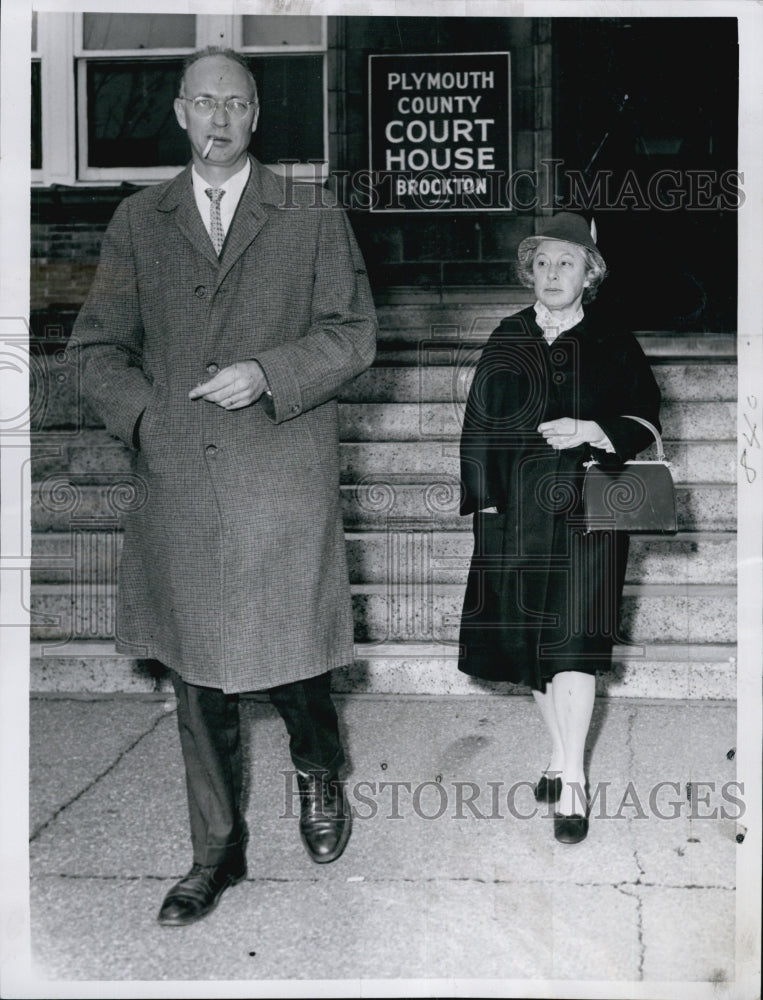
[191,159,271,395]
[191,159,251,245]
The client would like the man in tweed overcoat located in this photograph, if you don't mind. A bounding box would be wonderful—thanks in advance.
[73,48,377,925]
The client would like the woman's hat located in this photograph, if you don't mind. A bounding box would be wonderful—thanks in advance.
[518,212,604,266]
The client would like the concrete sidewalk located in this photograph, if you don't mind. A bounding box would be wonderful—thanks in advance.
[27,693,739,992]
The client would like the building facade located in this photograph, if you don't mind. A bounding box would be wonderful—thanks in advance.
[32,12,738,330]
[30,11,740,700]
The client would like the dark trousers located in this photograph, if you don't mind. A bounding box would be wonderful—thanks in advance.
[169,669,344,866]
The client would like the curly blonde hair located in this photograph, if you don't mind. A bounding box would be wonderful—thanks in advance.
[516,242,608,304]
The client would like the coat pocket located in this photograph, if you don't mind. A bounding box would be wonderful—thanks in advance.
[136,383,167,466]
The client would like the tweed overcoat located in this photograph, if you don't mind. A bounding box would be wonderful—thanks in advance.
[73,158,377,692]
[458,305,661,690]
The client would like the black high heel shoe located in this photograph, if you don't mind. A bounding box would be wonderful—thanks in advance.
[534,773,562,804]
[553,780,590,844]
[553,813,588,844]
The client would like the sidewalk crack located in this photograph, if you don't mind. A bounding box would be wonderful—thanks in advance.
[620,705,646,978]
[30,871,738,892]
[30,708,172,841]
[616,883,645,979]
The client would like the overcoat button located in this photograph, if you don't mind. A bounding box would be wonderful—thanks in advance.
[206,363,219,375]
[194,285,207,298]
[205,444,218,456]
[290,404,299,414]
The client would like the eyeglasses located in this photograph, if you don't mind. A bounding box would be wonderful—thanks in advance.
[181,96,257,119]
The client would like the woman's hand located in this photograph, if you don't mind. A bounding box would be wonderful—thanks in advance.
[538,418,604,450]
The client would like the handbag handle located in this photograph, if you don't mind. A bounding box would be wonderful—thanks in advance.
[622,414,666,462]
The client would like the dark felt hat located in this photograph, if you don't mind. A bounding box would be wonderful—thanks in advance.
[518,212,605,267]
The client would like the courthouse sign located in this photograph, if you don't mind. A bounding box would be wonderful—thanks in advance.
[368,52,512,212]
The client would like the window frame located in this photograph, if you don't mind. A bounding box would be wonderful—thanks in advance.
[33,12,329,186]
[31,12,42,180]
[34,12,77,187]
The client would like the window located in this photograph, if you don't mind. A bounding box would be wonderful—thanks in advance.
[32,12,329,185]
[81,13,196,50]
[240,15,326,169]
[241,15,323,48]
[248,56,325,165]
[31,13,42,172]
[84,59,188,170]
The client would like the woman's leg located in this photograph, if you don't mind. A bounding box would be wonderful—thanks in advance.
[531,679,565,777]
[551,670,596,815]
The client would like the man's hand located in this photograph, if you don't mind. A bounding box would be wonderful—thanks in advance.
[538,417,604,450]
[188,361,267,409]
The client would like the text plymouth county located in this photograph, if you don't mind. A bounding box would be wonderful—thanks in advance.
[396,95,484,114]
[387,71,496,91]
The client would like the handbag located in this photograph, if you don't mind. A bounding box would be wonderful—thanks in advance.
[582,415,677,533]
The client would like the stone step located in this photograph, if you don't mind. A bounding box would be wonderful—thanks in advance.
[31,480,735,533]
[344,642,737,700]
[30,581,735,645]
[371,297,673,335]
[31,530,736,587]
[340,441,733,486]
[336,401,734,442]
[28,639,737,700]
[340,481,735,533]
[343,362,738,403]
[376,337,737,367]
[376,300,734,337]
[31,432,735,484]
[33,362,736,432]
[352,583,735,645]
[351,532,736,586]
[373,302,737,358]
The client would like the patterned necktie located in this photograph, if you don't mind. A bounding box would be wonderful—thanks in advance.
[205,187,225,255]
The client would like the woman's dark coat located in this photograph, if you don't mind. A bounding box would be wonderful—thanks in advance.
[458,305,662,690]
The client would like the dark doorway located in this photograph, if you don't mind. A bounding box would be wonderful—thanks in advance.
[553,17,739,332]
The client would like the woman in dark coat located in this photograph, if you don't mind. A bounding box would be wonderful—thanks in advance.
[458,213,661,843]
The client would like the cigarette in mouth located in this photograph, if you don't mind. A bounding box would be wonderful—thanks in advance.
[203,137,214,158]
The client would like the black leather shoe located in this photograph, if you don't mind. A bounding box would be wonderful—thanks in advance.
[157,857,246,926]
[553,813,589,844]
[297,772,352,864]
[534,773,562,803]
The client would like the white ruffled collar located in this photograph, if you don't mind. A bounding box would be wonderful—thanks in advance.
[533,301,584,344]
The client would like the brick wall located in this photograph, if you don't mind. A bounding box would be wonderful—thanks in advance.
[31,187,139,320]
[31,227,101,311]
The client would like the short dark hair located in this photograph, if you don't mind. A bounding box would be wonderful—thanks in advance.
[178,47,258,108]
